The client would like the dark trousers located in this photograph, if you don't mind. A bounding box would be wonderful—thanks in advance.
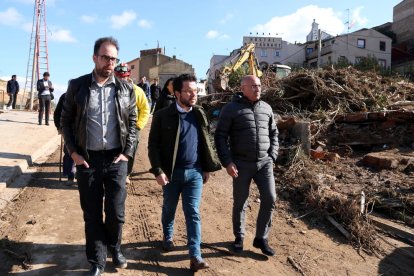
[7,93,17,109]
[150,100,157,113]
[38,95,51,124]
[232,158,276,240]
[63,146,75,179]
[76,149,128,269]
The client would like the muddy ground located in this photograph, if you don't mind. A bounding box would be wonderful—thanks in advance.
[0,119,413,275]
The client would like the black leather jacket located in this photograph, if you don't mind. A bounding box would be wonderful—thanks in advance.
[61,73,137,160]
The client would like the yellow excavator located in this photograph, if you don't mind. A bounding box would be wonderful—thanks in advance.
[213,43,263,92]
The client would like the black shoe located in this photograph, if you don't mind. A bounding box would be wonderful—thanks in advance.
[110,250,127,268]
[233,237,244,253]
[253,238,275,256]
[87,265,103,276]
[45,122,49,125]
[190,257,210,272]
[162,238,175,252]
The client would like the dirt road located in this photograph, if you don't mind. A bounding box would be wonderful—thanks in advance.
[0,120,412,275]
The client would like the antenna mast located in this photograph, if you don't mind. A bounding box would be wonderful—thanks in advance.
[21,0,49,110]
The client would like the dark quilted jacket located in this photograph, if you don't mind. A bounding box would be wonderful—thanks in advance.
[214,92,279,166]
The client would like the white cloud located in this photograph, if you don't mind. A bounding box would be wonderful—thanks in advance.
[206,30,219,39]
[138,19,152,29]
[110,10,136,29]
[0,7,24,26]
[206,30,230,40]
[219,13,233,24]
[49,27,77,43]
[349,6,368,29]
[251,5,346,43]
[81,15,97,24]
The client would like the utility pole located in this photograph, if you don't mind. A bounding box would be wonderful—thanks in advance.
[317,29,322,69]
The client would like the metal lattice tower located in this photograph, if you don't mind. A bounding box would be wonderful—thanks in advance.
[21,0,49,110]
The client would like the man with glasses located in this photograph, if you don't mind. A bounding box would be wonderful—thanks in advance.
[214,75,279,257]
[148,74,221,272]
[61,37,136,276]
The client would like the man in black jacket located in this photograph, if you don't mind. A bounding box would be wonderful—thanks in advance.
[53,91,75,184]
[149,78,161,113]
[215,75,279,257]
[6,75,19,110]
[37,72,54,125]
[148,74,221,272]
[61,37,136,276]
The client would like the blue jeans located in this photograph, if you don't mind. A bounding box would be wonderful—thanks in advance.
[162,167,203,258]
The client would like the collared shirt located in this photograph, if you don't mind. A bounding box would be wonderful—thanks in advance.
[176,102,192,113]
[86,73,121,151]
[42,80,50,95]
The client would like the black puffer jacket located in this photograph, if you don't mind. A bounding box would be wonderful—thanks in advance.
[214,92,279,166]
[61,73,137,160]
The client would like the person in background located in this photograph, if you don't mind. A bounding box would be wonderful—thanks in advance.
[138,75,150,104]
[153,77,175,113]
[61,37,137,276]
[148,74,221,272]
[214,75,279,257]
[6,75,19,110]
[150,78,161,114]
[36,72,54,125]
[54,87,75,185]
[114,63,150,184]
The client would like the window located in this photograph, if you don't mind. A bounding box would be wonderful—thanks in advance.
[378,59,386,67]
[306,48,313,54]
[357,39,366,48]
[131,65,135,69]
[260,49,267,57]
[274,50,280,57]
[380,41,386,51]
[355,56,364,64]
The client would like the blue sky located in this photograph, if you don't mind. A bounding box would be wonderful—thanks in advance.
[0,0,401,98]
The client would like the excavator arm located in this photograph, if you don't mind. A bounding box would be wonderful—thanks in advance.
[214,43,262,91]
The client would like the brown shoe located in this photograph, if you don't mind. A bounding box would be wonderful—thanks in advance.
[190,257,209,272]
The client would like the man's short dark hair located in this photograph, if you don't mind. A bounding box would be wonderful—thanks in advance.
[93,37,119,55]
[12,74,16,78]
[173,74,197,93]
[43,72,50,77]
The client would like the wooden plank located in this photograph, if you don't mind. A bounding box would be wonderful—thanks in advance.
[369,213,414,246]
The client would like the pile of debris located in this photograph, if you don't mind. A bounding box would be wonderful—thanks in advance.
[203,67,414,254]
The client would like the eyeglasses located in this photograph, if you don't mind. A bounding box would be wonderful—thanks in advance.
[97,55,120,64]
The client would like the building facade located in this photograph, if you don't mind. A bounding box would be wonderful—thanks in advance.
[392,0,414,74]
[305,28,392,68]
[126,47,195,87]
[242,35,305,69]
